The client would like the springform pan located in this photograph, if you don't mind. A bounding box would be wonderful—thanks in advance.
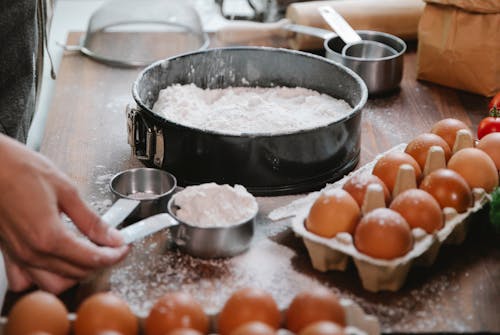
[130,47,367,196]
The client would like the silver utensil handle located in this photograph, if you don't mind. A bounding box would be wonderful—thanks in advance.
[318,6,361,44]
[216,18,291,44]
[283,23,336,41]
[120,213,179,244]
[57,41,82,52]
[101,199,140,228]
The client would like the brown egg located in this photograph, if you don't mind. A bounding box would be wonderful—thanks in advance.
[419,169,473,213]
[217,288,281,335]
[390,189,444,233]
[404,133,452,169]
[342,174,391,207]
[372,152,422,193]
[5,291,70,335]
[229,322,276,335]
[298,321,345,335]
[145,292,208,335]
[73,292,137,335]
[431,118,471,150]
[354,208,413,259]
[447,147,499,192]
[285,287,345,333]
[96,332,125,335]
[168,329,204,335]
[477,132,500,171]
[305,189,360,237]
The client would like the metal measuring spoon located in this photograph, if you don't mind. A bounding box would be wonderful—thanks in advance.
[318,6,397,59]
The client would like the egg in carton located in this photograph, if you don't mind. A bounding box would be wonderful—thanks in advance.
[288,130,493,293]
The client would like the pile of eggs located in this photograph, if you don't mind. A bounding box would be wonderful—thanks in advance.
[5,287,349,335]
[305,118,500,260]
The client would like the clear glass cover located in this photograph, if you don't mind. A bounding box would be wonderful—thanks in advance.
[81,0,208,66]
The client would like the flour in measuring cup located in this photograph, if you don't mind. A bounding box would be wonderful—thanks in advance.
[172,183,258,227]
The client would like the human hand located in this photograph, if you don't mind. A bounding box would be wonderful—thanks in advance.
[2,251,76,293]
[0,134,130,294]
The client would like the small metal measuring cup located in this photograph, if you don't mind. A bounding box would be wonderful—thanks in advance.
[318,6,398,59]
[318,5,404,95]
[216,15,405,95]
[106,170,257,258]
[325,31,406,95]
[109,168,177,219]
[165,195,256,259]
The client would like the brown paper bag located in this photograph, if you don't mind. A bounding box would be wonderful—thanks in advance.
[416,0,500,97]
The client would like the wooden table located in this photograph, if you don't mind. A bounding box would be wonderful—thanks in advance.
[4,32,499,333]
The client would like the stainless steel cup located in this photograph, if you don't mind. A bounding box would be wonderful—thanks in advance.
[166,195,256,259]
[109,168,177,219]
[109,171,257,258]
[325,30,406,95]
[115,187,257,259]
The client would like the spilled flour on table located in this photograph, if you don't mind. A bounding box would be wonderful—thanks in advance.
[109,237,326,317]
[338,271,468,332]
[89,170,115,214]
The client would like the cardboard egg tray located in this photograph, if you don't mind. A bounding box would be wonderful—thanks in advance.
[286,144,491,292]
[0,296,380,335]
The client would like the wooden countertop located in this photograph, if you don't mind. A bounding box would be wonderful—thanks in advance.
[3,32,499,333]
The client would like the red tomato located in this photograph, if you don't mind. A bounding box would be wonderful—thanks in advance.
[478,93,500,139]
[478,117,500,139]
[489,92,500,115]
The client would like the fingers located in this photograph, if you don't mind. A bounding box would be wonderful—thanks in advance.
[5,249,82,295]
[17,248,92,279]
[25,267,77,295]
[17,229,130,275]
[50,233,130,270]
[47,175,131,270]
[3,252,33,292]
[8,260,76,294]
[56,178,124,248]
[2,213,129,277]
[0,135,129,295]
[3,214,129,279]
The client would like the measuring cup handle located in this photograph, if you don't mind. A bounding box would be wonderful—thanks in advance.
[120,213,179,244]
[318,6,361,45]
[102,198,140,228]
[284,23,337,41]
[216,18,291,44]
[57,41,82,52]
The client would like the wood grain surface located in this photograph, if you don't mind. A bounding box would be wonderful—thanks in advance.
[2,32,498,334]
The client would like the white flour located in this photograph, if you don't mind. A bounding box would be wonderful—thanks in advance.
[173,183,258,227]
[152,84,352,135]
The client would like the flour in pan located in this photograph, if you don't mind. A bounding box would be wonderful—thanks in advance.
[152,84,352,135]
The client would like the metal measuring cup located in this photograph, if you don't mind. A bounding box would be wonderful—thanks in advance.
[317,6,405,95]
[318,6,398,58]
[165,195,256,259]
[106,170,257,258]
[109,168,177,220]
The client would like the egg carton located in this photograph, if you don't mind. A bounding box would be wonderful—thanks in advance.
[288,144,490,292]
[0,297,380,335]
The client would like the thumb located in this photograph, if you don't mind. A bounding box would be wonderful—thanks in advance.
[57,182,124,247]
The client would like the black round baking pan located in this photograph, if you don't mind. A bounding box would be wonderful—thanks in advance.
[131,47,367,196]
